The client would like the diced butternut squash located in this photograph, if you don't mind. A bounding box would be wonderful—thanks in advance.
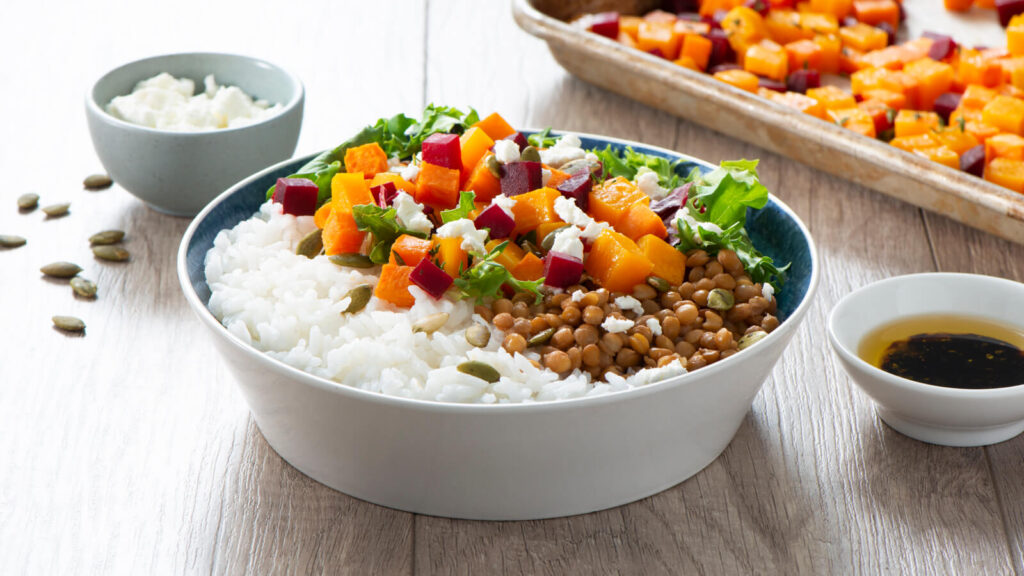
[808,85,857,110]
[958,49,1004,88]
[933,126,981,156]
[860,45,908,70]
[828,107,877,138]
[840,46,870,74]
[459,127,494,183]
[745,39,789,81]
[544,167,571,189]
[343,143,389,177]
[322,207,366,256]
[890,133,939,152]
[766,11,811,45]
[982,96,1024,135]
[857,99,895,133]
[374,263,416,308]
[850,67,920,109]
[369,172,417,195]
[415,162,461,209]
[332,172,375,214]
[700,0,745,17]
[584,230,654,293]
[389,234,432,267]
[510,187,562,236]
[912,145,960,170]
[681,34,713,70]
[674,55,700,71]
[637,21,683,59]
[617,203,668,241]
[808,0,853,18]
[944,0,973,10]
[1009,15,1024,57]
[463,153,502,202]
[861,88,907,110]
[536,221,568,245]
[964,121,1002,144]
[637,235,686,286]
[814,33,843,74]
[472,112,516,141]
[485,239,525,270]
[985,133,1024,162]
[620,16,642,39]
[713,68,760,93]
[985,157,1024,192]
[510,252,545,282]
[314,203,333,229]
[839,22,888,52]
[961,85,1000,110]
[894,110,941,138]
[785,39,823,71]
[433,236,468,278]
[799,12,839,36]
[588,176,649,229]
[762,89,830,119]
[852,0,899,30]
[903,58,955,111]
[721,6,768,56]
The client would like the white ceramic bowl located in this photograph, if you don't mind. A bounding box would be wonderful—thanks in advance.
[86,52,304,216]
[828,273,1024,447]
[178,133,819,519]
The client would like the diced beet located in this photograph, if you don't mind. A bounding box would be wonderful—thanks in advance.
[744,0,769,16]
[409,258,453,299]
[589,11,620,39]
[758,78,787,92]
[370,181,398,208]
[503,131,529,152]
[709,63,741,74]
[647,48,666,59]
[543,251,584,289]
[786,68,820,93]
[272,177,319,216]
[556,171,593,212]
[474,203,516,239]
[705,29,734,68]
[961,145,986,178]
[854,93,864,103]
[933,92,962,123]
[500,161,542,197]
[651,182,690,224]
[927,36,957,61]
[663,0,699,12]
[998,0,1024,26]
[877,21,895,46]
[421,133,462,171]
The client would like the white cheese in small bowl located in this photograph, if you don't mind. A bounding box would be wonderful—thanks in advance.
[105,72,282,131]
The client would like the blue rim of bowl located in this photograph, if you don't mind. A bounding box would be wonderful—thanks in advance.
[178,130,820,413]
[827,272,1024,399]
[85,51,304,136]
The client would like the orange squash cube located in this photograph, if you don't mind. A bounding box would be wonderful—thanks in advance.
[433,236,469,278]
[584,230,655,294]
[674,55,701,71]
[369,172,417,196]
[510,187,562,236]
[861,89,907,110]
[958,49,1004,88]
[637,21,683,59]
[762,89,830,120]
[415,162,461,210]
[850,67,920,109]
[933,126,981,156]
[765,11,811,45]
[903,59,954,112]
[485,239,525,270]
[808,0,853,18]
[983,96,1024,135]
[463,153,502,203]
[620,16,643,39]
[944,0,973,10]
[745,39,789,81]
[459,128,494,183]
[814,34,843,74]
[799,12,839,36]
[894,110,942,138]
[588,177,649,228]
[785,39,822,71]
[322,208,366,256]
[510,252,545,282]
[617,203,668,241]
[713,68,761,93]
[985,157,1024,192]
[343,143,389,177]
[807,85,857,110]
[985,133,1024,162]
[721,6,768,56]
[828,108,877,138]
[331,172,375,213]
[839,22,888,53]
[374,263,416,308]
[1009,15,1024,57]
[389,234,432,267]
[314,203,333,229]
[960,85,1000,110]
[852,0,899,30]
[859,46,906,70]
[912,146,960,170]
[637,235,686,286]
[681,34,713,70]
[890,133,939,153]
[472,112,516,141]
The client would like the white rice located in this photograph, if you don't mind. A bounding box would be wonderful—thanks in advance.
[204,201,685,404]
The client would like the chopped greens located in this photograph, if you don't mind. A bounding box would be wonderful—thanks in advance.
[527,128,558,149]
[454,241,544,304]
[351,204,428,264]
[440,191,476,224]
[590,144,686,190]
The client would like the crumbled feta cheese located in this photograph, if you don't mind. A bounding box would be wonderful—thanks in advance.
[542,168,552,187]
[571,290,585,303]
[636,169,668,199]
[601,316,634,333]
[646,318,662,337]
[554,196,609,241]
[400,163,420,183]
[626,361,686,386]
[762,282,775,301]
[387,156,403,169]
[489,194,516,217]
[673,206,724,244]
[585,152,600,164]
[550,226,584,260]
[614,295,644,316]
[393,191,433,235]
[539,134,586,168]
[493,140,521,164]
[436,218,489,255]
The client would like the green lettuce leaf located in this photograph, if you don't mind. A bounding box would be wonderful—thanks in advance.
[440,191,476,224]
[527,128,558,148]
[351,204,427,264]
[453,241,544,304]
[589,144,685,190]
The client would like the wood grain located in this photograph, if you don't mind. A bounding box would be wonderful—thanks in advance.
[1,0,1021,574]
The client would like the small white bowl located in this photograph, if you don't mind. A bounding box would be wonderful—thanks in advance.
[86,52,304,216]
[828,273,1024,447]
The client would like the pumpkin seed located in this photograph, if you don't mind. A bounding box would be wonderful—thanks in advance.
[89,230,125,245]
[92,245,130,262]
[41,203,70,217]
[340,285,372,314]
[412,312,449,334]
[457,360,501,383]
[329,253,374,268]
[559,158,599,176]
[521,145,541,163]
[40,261,82,278]
[295,228,324,259]
[539,225,570,252]
[737,330,768,351]
[83,173,113,190]
[0,235,27,248]
[485,155,503,179]
[707,288,735,311]
[527,327,555,347]
[70,277,97,298]
[465,324,491,348]
[52,315,85,332]
[646,275,671,293]
[17,193,39,210]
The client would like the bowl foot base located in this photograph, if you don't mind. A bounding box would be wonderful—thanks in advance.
[876,407,1024,447]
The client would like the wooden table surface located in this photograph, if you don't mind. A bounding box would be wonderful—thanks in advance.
[3,1,1023,574]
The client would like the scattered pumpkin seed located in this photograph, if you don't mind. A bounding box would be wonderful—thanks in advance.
[465,324,491,347]
[89,230,125,245]
[559,158,599,176]
[52,315,86,332]
[457,360,501,383]
[41,203,70,217]
[296,229,324,259]
[83,173,113,190]
[707,288,735,311]
[40,261,82,278]
[0,234,27,248]
[737,330,768,351]
[329,253,375,268]
[92,245,130,262]
[527,327,556,347]
[70,277,98,298]
[520,145,541,163]
[539,225,571,252]
[412,312,449,334]
[485,155,503,179]
[646,275,671,293]
[342,284,372,314]
[17,193,39,211]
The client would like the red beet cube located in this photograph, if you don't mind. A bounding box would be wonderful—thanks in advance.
[500,161,542,196]
[927,35,957,60]
[272,178,319,216]
[474,203,516,239]
[665,0,700,12]
[786,68,820,93]
[421,133,462,171]
[961,145,985,177]
[556,171,592,212]
[997,0,1024,26]
[933,92,962,123]
[590,12,620,39]
[370,181,398,207]
[706,30,734,68]
[543,251,584,289]
[410,257,453,299]
[503,131,529,152]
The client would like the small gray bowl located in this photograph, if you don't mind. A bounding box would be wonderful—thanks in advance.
[86,52,304,216]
